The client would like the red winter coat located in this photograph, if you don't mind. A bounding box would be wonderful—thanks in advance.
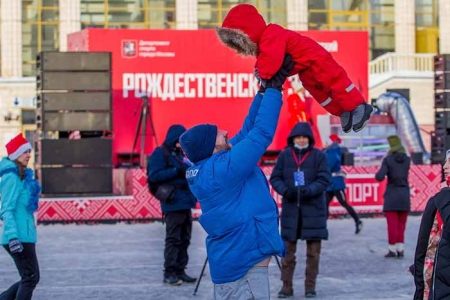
[216,4,365,116]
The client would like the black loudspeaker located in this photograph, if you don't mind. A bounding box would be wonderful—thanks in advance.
[435,111,450,130]
[36,71,111,91]
[36,52,111,71]
[435,92,450,108]
[342,152,354,166]
[434,54,450,72]
[39,167,113,195]
[434,73,450,90]
[36,139,112,166]
[35,51,113,195]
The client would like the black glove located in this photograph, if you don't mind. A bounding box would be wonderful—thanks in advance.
[176,164,188,177]
[254,68,267,94]
[284,187,298,201]
[8,239,23,254]
[299,186,310,196]
[265,54,295,92]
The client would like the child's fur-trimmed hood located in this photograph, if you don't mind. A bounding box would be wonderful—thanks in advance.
[216,4,266,56]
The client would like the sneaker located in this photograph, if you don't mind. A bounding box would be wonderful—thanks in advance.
[351,103,375,132]
[340,111,352,133]
[163,275,182,286]
[355,220,363,234]
[384,250,397,258]
[305,290,317,298]
[397,250,404,259]
[180,272,197,283]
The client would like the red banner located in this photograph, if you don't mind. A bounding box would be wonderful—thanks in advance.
[37,165,441,222]
[68,29,368,165]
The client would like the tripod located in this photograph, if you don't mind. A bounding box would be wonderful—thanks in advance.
[192,256,282,296]
[130,96,158,168]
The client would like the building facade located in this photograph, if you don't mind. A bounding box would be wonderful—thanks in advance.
[0,0,447,157]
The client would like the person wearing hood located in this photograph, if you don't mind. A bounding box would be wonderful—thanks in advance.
[147,124,197,286]
[323,134,363,234]
[216,4,375,134]
[375,135,411,258]
[179,55,294,300]
[0,133,41,300]
[411,149,450,299]
[270,122,330,298]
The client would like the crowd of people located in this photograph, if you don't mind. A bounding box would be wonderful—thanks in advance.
[0,4,446,299]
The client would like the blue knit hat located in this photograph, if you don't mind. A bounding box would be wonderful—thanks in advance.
[180,124,218,163]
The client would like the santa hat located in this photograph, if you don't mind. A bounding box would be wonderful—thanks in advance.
[329,134,342,144]
[6,134,32,161]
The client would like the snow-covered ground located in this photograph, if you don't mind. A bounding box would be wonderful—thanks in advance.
[0,216,421,300]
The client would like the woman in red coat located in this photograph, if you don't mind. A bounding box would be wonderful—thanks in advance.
[216,4,375,133]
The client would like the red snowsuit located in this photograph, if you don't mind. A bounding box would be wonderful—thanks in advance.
[217,4,365,116]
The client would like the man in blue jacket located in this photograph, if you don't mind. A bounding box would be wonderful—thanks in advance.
[147,124,197,285]
[179,55,294,299]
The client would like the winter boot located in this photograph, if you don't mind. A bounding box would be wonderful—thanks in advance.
[278,280,294,298]
[340,111,352,133]
[351,103,376,132]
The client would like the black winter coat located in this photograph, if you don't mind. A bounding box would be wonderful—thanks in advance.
[413,189,450,300]
[270,122,330,242]
[375,152,411,212]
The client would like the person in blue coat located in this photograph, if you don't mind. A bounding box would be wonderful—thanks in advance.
[323,134,362,235]
[147,125,197,285]
[179,55,294,300]
[270,122,330,298]
[0,133,41,300]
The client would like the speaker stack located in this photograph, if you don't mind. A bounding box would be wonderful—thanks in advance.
[431,54,450,164]
[35,52,113,196]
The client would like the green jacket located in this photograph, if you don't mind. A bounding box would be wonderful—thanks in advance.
[0,157,40,244]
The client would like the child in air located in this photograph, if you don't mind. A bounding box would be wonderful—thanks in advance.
[216,4,375,133]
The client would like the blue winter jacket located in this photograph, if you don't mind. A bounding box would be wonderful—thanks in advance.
[147,126,197,213]
[0,158,41,245]
[324,143,346,191]
[186,89,286,284]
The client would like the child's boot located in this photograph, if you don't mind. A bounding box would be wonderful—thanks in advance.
[340,111,352,133]
[351,103,375,132]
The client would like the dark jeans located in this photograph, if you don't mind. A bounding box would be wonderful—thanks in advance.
[164,209,192,278]
[326,190,360,223]
[280,240,321,292]
[0,243,40,300]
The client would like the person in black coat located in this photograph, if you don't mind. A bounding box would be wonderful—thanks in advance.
[375,135,411,258]
[412,149,450,300]
[270,122,330,298]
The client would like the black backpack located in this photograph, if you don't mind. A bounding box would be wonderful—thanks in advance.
[147,146,172,198]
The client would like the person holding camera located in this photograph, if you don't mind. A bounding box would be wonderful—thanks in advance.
[270,122,330,298]
[0,134,41,300]
[179,55,294,300]
[147,124,197,286]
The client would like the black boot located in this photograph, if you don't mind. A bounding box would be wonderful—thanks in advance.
[397,250,404,258]
[384,250,397,258]
[278,280,294,298]
[180,272,197,283]
[163,275,182,285]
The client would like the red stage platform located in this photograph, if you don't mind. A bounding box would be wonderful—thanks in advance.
[37,165,441,222]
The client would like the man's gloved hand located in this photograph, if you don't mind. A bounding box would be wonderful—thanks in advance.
[254,68,267,94]
[176,164,188,177]
[9,239,23,254]
[284,187,298,202]
[299,186,310,196]
[265,55,295,92]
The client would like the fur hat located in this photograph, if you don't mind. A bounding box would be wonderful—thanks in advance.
[180,124,218,163]
[6,134,32,160]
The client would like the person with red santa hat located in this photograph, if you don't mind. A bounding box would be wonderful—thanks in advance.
[324,134,363,235]
[0,133,41,300]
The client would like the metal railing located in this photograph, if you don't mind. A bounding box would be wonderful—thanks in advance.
[369,52,435,74]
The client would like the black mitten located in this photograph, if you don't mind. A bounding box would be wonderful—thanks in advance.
[265,55,295,92]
